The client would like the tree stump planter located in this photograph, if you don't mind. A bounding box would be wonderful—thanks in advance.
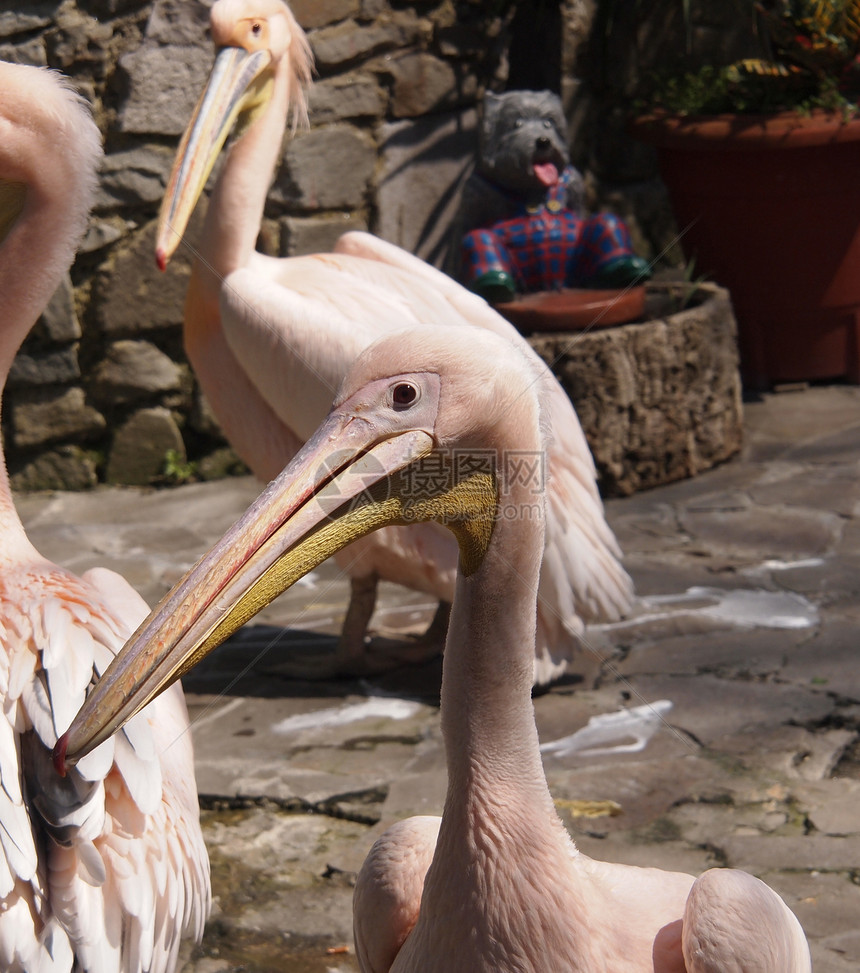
[528,282,743,497]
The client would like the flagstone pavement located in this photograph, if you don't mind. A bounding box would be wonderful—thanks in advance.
[16,383,860,972]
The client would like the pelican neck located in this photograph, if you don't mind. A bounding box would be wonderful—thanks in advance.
[439,475,552,805]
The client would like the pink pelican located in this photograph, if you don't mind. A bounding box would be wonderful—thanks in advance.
[0,61,209,971]
[154,0,632,683]
[57,328,811,971]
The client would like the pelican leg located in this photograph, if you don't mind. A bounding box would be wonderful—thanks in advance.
[337,573,378,665]
[420,599,451,645]
[336,584,448,675]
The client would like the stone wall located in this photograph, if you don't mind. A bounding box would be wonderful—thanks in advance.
[2,0,510,491]
[1,0,744,493]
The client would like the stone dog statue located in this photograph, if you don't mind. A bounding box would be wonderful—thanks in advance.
[455,90,650,304]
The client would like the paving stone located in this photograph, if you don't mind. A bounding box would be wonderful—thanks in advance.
[14,384,860,971]
[749,464,860,518]
[793,779,860,836]
[678,504,842,560]
[617,625,814,679]
[721,833,860,872]
[781,620,860,701]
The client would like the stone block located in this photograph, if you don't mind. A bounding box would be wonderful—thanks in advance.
[376,109,476,267]
[197,447,248,481]
[96,213,201,335]
[291,0,359,30]
[8,346,80,388]
[9,447,98,492]
[46,5,112,73]
[794,780,860,837]
[95,144,175,210]
[189,387,223,438]
[145,0,211,45]
[106,406,186,485]
[81,217,128,255]
[275,125,376,211]
[307,73,387,124]
[280,213,368,257]
[0,5,57,38]
[387,51,468,118]
[0,38,47,66]
[118,43,212,135]
[35,275,82,342]
[11,387,106,449]
[436,21,502,59]
[72,0,141,17]
[90,340,183,405]
[528,284,743,496]
[310,18,421,72]
[359,0,386,15]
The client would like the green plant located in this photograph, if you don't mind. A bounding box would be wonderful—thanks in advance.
[161,449,198,486]
[638,0,860,116]
[675,257,708,311]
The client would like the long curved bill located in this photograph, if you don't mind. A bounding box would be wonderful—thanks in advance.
[155,45,272,270]
[54,412,438,773]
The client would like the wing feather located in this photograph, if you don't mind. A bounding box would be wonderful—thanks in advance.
[354,815,441,973]
[682,868,812,971]
[1,562,210,972]
[230,232,633,684]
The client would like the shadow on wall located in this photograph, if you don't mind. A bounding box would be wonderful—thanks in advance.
[377,109,478,270]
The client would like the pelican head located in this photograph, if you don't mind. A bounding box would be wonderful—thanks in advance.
[155,0,312,270]
[54,328,546,770]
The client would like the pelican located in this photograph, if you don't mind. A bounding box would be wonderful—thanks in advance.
[57,329,811,971]
[155,0,633,683]
[0,61,209,971]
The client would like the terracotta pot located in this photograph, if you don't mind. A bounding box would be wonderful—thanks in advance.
[631,111,860,389]
[494,286,646,334]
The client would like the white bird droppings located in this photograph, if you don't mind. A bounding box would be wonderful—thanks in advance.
[272,697,422,736]
[541,700,673,758]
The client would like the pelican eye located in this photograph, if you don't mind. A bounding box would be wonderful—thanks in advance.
[391,382,419,410]
[251,21,262,36]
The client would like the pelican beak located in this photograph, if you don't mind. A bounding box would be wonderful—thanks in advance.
[155,45,273,270]
[54,404,497,774]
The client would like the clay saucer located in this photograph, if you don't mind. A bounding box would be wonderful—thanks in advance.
[495,286,646,334]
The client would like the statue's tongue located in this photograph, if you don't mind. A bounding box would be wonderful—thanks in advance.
[533,161,559,187]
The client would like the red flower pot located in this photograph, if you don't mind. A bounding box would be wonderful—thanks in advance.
[631,111,860,389]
